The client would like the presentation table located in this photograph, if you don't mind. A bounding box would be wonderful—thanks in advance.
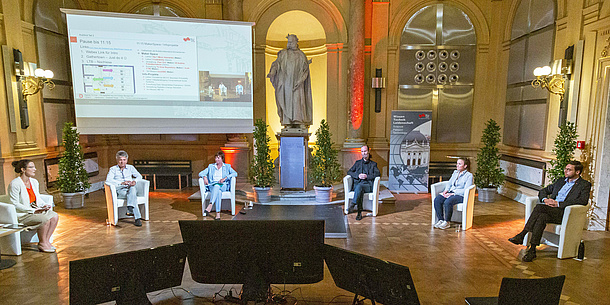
[0,226,27,270]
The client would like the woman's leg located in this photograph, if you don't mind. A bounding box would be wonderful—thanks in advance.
[433,195,446,221]
[443,195,464,222]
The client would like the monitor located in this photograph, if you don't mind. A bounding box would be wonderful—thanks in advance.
[69,243,187,305]
[324,244,420,305]
[179,220,325,302]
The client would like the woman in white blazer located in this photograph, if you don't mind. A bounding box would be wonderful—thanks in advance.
[8,159,59,253]
[199,151,238,220]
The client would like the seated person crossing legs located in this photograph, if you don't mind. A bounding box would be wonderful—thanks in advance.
[106,150,143,227]
[509,160,591,262]
[347,145,380,221]
[199,151,238,220]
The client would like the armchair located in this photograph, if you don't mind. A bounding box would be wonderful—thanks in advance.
[523,196,590,259]
[198,177,236,216]
[0,194,54,256]
[430,181,476,230]
[343,175,381,216]
[104,180,150,226]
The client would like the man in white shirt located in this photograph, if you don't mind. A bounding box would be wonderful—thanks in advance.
[105,150,143,226]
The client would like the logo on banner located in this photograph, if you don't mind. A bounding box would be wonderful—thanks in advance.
[70,36,77,43]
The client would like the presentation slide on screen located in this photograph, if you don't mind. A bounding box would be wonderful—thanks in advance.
[64,10,254,134]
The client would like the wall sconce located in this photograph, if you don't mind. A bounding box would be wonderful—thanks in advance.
[372,68,386,113]
[20,68,55,101]
[531,59,571,102]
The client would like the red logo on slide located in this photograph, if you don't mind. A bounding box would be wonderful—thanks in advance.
[419,114,425,118]
[70,36,77,43]
[183,37,191,42]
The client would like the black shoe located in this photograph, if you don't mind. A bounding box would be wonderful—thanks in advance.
[356,212,363,221]
[509,234,525,245]
[348,204,357,214]
[134,218,142,227]
[522,247,537,262]
[126,207,134,217]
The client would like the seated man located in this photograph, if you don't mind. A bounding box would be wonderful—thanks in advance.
[509,160,591,262]
[347,145,380,221]
[106,150,143,227]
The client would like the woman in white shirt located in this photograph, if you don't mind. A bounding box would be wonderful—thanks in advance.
[8,159,59,252]
[433,158,473,230]
[199,151,237,220]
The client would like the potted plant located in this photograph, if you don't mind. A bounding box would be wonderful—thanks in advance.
[474,119,505,202]
[248,119,276,202]
[57,122,91,208]
[310,119,342,202]
[547,122,578,182]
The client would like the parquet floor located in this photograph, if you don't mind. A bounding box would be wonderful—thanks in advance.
[1,188,609,305]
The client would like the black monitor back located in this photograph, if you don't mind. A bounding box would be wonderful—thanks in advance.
[69,243,187,305]
[324,244,420,305]
[179,220,325,285]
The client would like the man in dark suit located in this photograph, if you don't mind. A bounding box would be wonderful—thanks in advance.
[509,160,591,262]
[347,145,381,221]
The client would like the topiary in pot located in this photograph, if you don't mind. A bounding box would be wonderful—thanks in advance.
[310,119,342,202]
[547,122,578,183]
[248,119,276,202]
[57,122,91,208]
[474,119,505,202]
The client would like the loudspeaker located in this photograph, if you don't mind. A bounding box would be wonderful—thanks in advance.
[13,49,29,129]
[13,49,24,76]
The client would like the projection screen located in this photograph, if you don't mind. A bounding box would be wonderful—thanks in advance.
[62,9,254,134]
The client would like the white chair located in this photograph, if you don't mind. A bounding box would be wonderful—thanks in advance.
[104,180,150,226]
[343,175,381,216]
[523,196,590,259]
[198,177,236,216]
[0,194,54,256]
[430,181,476,231]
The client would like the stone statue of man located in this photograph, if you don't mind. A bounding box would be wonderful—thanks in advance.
[267,34,313,127]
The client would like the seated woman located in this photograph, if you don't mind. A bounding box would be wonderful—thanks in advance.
[433,157,473,230]
[8,160,59,252]
[199,151,237,220]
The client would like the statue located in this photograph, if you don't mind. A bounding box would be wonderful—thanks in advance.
[267,34,313,129]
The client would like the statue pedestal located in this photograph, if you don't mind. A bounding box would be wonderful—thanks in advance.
[277,128,310,190]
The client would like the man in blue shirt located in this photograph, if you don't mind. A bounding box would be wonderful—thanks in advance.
[509,160,591,262]
[106,150,143,226]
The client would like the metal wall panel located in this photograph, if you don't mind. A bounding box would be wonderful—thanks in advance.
[507,39,526,84]
[518,103,546,149]
[34,0,80,34]
[36,29,71,82]
[399,47,474,87]
[397,89,433,110]
[506,87,523,102]
[436,88,472,143]
[524,29,554,80]
[503,105,521,146]
[401,5,437,45]
[442,4,476,45]
[530,0,555,32]
[44,103,75,147]
[522,85,549,101]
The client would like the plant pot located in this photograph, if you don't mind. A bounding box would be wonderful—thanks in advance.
[314,186,333,203]
[253,186,272,203]
[62,192,85,209]
[477,187,496,202]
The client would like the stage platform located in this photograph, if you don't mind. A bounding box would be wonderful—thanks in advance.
[231,204,349,238]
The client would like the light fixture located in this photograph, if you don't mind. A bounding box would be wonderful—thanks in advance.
[20,67,55,101]
[531,59,571,102]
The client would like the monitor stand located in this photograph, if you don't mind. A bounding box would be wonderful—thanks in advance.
[115,277,153,305]
[240,264,270,304]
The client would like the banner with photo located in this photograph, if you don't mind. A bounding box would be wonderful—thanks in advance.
[388,111,432,192]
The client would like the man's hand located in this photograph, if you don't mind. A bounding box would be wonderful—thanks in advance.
[203,177,209,185]
[129,180,137,187]
[219,177,227,183]
[544,198,559,207]
[121,181,130,185]
[358,173,367,180]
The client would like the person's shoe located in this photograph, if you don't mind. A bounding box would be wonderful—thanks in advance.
[38,246,56,253]
[434,220,444,228]
[508,233,525,245]
[356,212,363,221]
[134,218,142,227]
[438,221,451,230]
[522,246,537,262]
[348,204,357,214]
[126,207,134,217]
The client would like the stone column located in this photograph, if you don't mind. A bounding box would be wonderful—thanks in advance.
[224,0,243,21]
[342,0,366,167]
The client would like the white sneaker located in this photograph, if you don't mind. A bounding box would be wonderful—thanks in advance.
[438,221,451,230]
[434,220,444,228]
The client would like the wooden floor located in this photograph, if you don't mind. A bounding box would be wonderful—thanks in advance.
[1,188,609,305]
